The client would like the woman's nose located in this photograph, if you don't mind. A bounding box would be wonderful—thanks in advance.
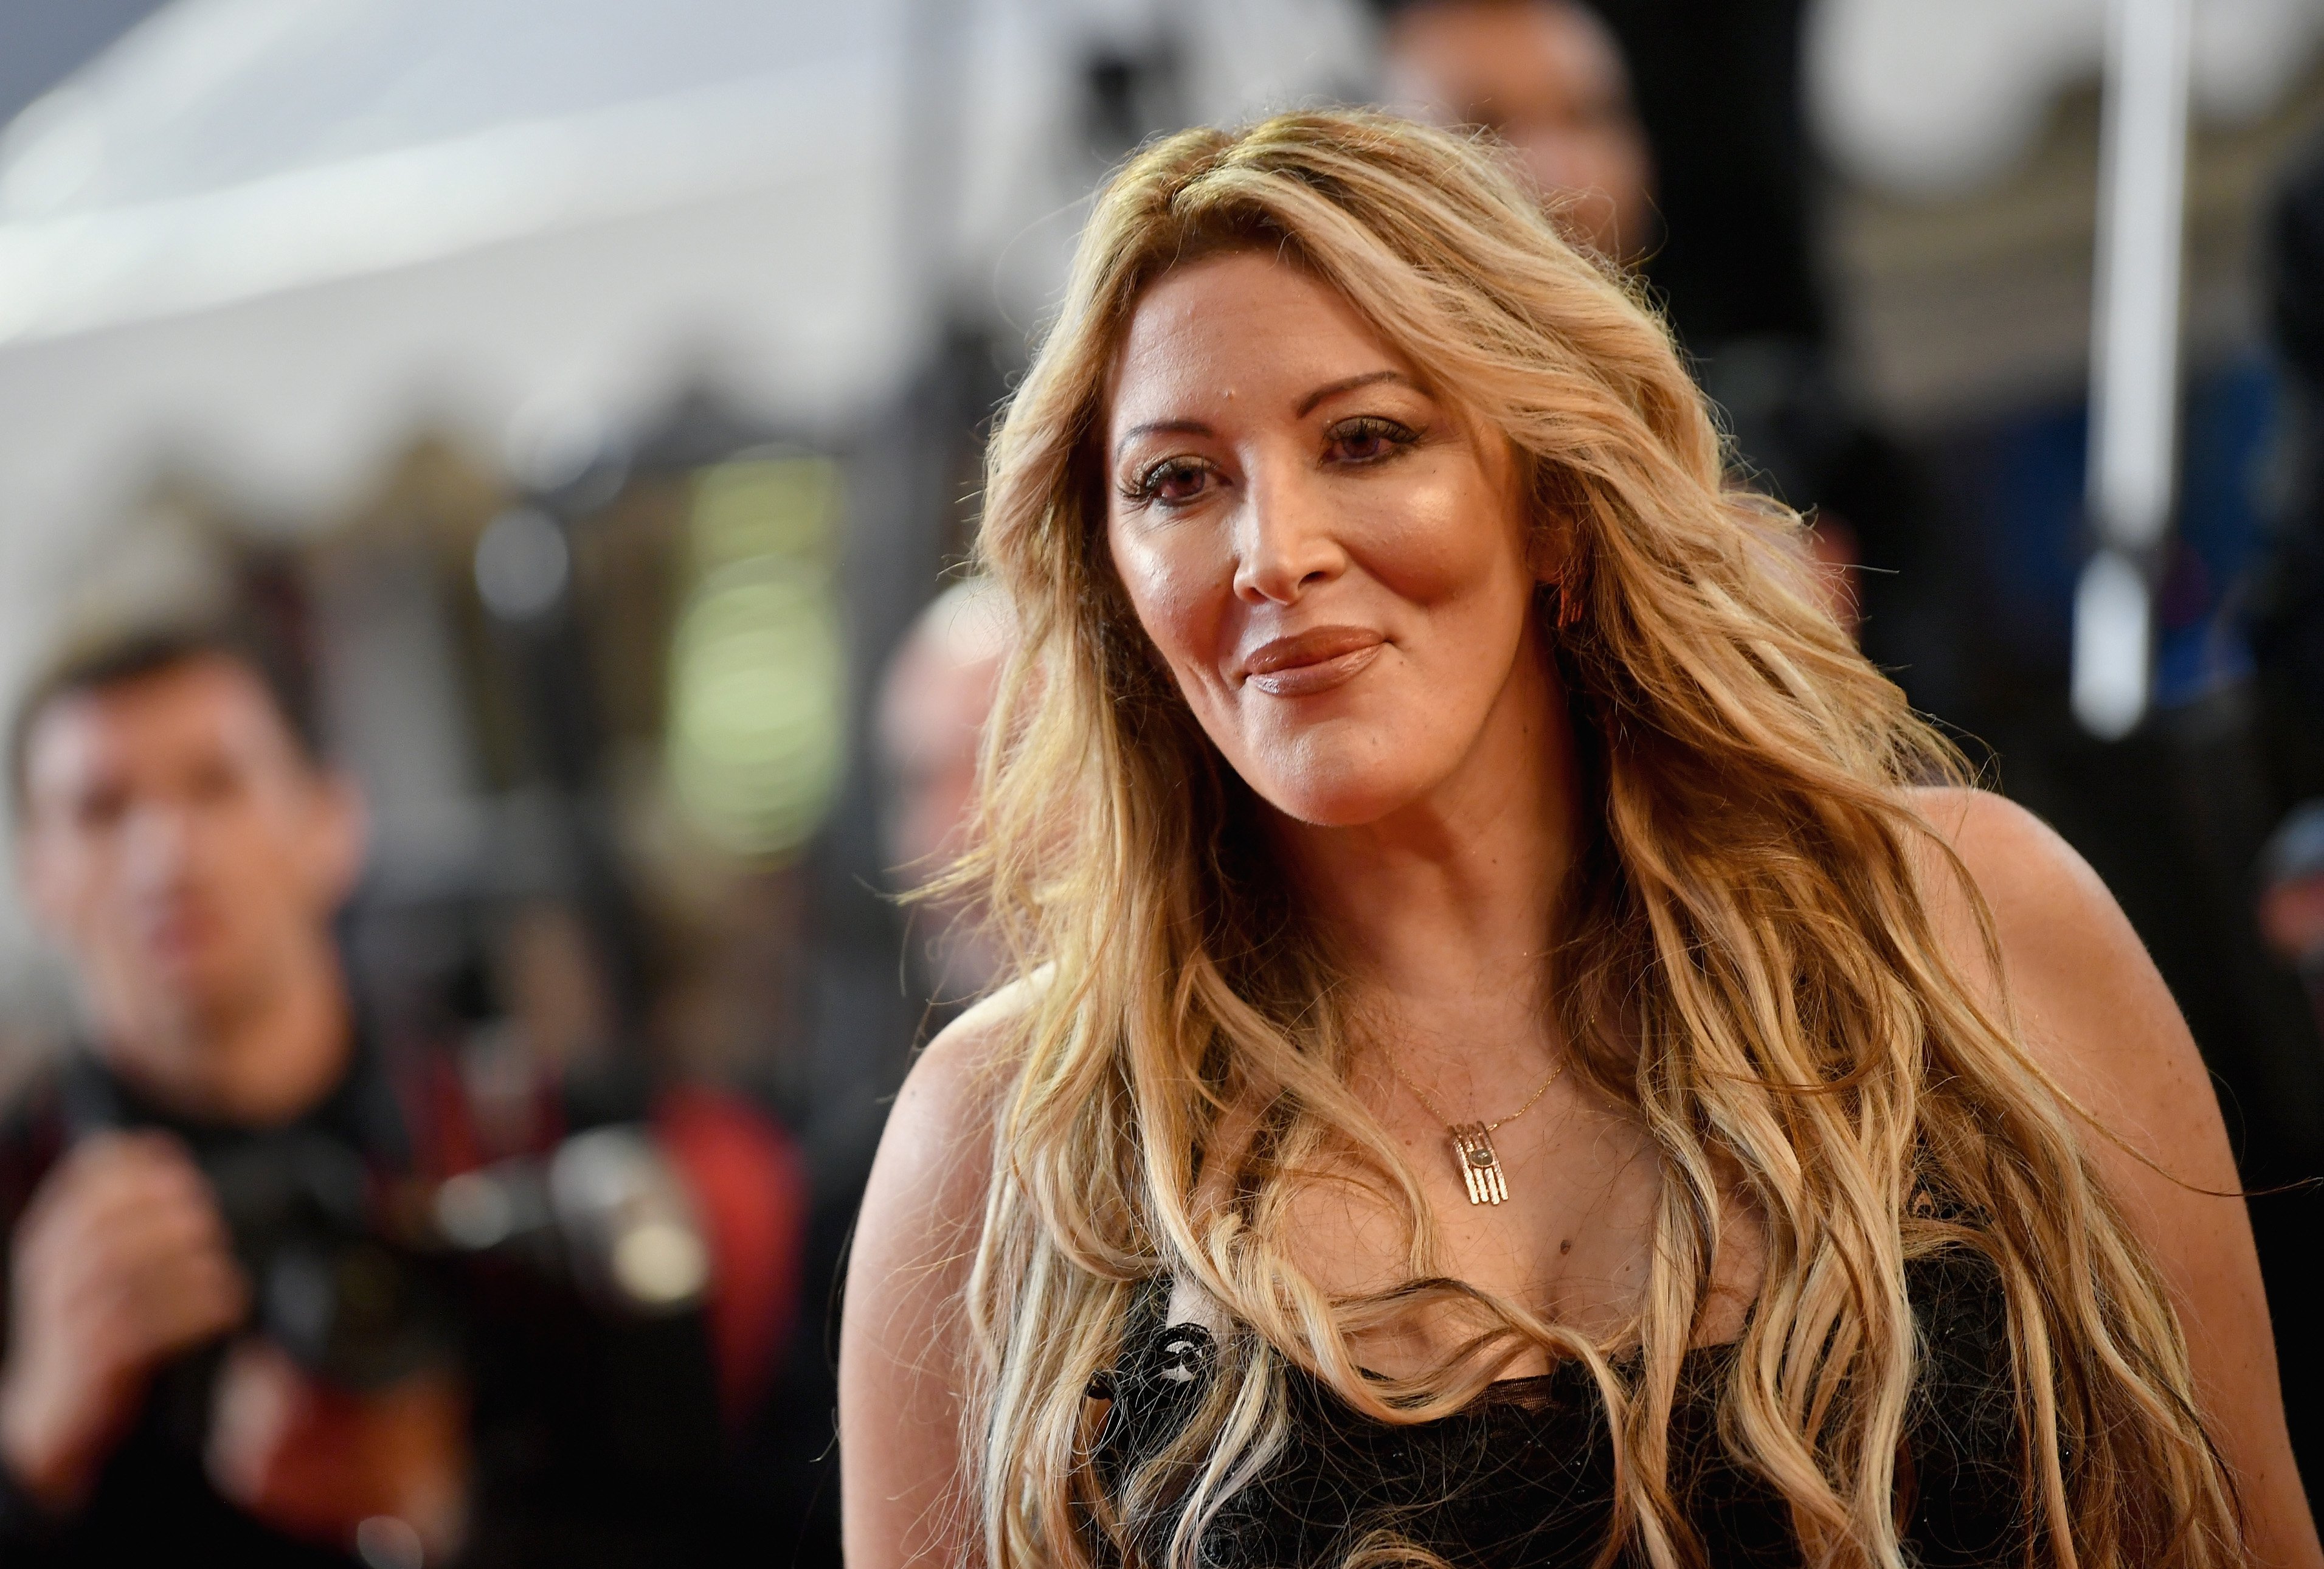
[1232,465,1346,605]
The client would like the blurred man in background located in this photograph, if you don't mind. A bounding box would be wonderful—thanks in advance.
[0,623,802,1567]
[1381,0,1651,263]
[874,578,1014,1008]
[1380,0,1875,633]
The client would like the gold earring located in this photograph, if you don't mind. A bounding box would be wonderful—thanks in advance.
[1551,574,1582,631]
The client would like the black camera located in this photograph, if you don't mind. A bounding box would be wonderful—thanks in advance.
[201,1131,455,1391]
[198,1123,709,1391]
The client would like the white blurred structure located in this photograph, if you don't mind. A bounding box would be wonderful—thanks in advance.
[1811,0,2324,198]
[1814,0,2320,736]
[0,0,1373,969]
[2075,0,2192,739]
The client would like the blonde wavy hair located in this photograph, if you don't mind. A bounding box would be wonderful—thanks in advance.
[948,110,2237,1569]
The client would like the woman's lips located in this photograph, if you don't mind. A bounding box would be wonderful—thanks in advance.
[1241,626,1386,697]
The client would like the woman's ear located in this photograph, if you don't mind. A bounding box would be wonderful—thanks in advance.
[1527,532,1561,587]
[1515,448,1576,587]
[1526,507,1588,632]
[1526,514,1579,589]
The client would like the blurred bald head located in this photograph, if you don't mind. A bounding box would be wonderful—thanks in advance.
[875,580,1014,996]
[876,579,1012,887]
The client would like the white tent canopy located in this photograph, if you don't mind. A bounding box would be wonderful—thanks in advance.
[0,0,1373,650]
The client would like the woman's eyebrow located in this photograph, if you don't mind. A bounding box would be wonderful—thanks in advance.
[1113,418,1212,458]
[1296,369,1416,417]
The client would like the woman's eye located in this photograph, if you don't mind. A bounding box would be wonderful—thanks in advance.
[1323,417,1418,466]
[1130,457,1214,505]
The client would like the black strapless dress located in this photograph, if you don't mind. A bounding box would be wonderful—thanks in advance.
[1088,1250,2030,1567]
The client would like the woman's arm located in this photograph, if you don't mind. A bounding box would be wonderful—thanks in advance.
[839,988,1022,1569]
[1917,786,2323,1568]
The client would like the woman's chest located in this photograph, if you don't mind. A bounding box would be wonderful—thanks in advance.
[1275,1098,1766,1374]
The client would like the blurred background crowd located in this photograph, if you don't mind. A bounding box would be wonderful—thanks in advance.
[0,0,2321,1565]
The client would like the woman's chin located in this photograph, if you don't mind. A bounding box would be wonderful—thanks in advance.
[1227,718,1463,830]
[1251,769,1431,831]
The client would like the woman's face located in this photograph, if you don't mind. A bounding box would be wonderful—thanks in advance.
[1103,251,1551,828]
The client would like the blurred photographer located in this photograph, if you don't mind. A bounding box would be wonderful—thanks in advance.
[0,624,800,1566]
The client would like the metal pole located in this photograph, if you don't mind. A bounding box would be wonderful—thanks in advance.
[2074,0,2192,739]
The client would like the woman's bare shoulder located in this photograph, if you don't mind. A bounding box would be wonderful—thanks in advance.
[1902,784,2115,947]
[1901,792,2318,1564]
[1901,785,2140,1014]
[1901,788,2166,1037]
[914,977,1042,1098]
[840,978,1039,1522]
[872,977,1042,1219]
[840,984,1041,1566]
[1898,785,2223,1175]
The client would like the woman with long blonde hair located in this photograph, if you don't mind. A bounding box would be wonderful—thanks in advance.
[840,111,2320,1568]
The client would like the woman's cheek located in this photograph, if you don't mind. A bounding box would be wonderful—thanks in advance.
[1107,535,1231,723]
[1116,531,1222,662]
[1351,472,1507,608]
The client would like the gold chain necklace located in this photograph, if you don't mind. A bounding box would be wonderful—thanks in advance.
[1383,1053,1566,1207]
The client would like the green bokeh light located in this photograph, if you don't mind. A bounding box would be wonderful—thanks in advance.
[666,456,846,860]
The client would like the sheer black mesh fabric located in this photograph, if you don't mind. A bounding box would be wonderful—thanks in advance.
[1088,1250,2026,1568]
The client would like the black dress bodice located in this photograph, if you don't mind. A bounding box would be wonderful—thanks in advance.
[1088,1250,2029,1568]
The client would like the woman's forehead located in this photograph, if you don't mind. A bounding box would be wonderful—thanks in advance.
[1104,252,1422,431]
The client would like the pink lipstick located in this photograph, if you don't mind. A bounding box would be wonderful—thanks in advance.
[1241,626,1386,697]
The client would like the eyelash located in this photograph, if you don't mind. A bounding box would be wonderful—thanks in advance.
[1122,456,1212,506]
[1323,415,1420,465]
[1121,417,1422,506]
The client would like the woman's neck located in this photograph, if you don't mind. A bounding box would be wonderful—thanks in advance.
[1269,631,1580,1031]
